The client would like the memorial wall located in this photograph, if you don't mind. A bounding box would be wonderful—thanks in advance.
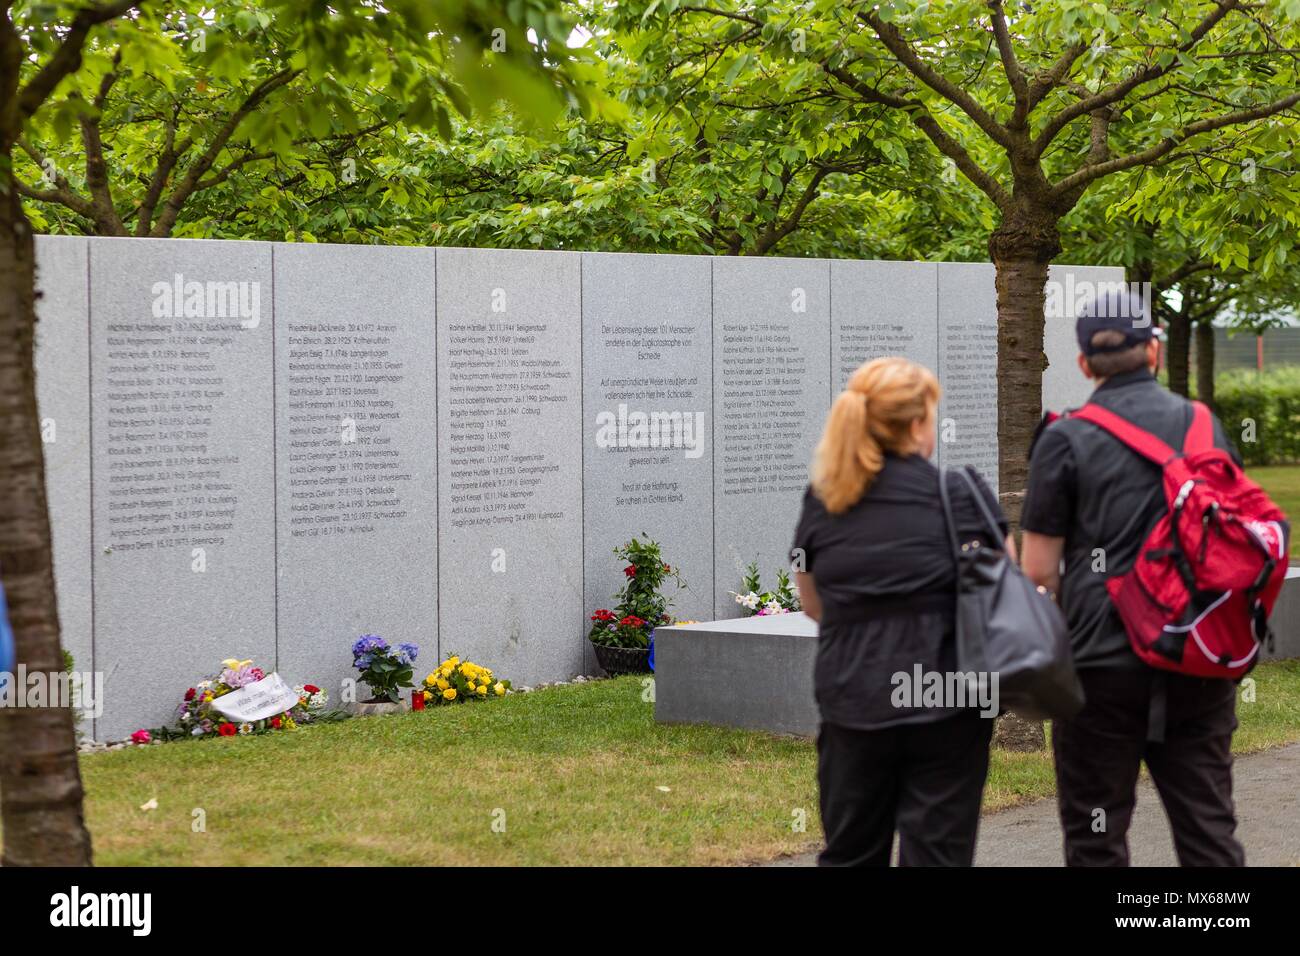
[32,235,1120,738]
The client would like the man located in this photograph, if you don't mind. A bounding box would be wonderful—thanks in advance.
[1021,289,1245,867]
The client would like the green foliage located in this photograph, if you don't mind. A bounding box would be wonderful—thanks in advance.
[1216,367,1300,466]
[11,0,606,238]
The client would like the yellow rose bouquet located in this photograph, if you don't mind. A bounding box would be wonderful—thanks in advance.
[420,655,511,707]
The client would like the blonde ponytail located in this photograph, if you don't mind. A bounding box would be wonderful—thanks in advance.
[811,357,940,513]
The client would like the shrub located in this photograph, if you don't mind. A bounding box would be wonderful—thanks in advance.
[1215,367,1300,466]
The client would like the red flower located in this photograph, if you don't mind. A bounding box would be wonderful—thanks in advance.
[623,565,637,578]
[184,688,196,701]
[590,609,615,622]
[218,723,237,737]
[619,615,646,629]
[303,684,321,695]
[270,717,282,729]
[250,667,265,681]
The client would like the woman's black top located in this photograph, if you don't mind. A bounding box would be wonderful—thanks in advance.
[790,453,1008,730]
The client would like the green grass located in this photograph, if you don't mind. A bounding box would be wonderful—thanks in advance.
[72,661,1300,865]
[1251,465,1300,559]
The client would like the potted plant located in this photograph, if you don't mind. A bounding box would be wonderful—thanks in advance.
[588,535,685,675]
[351,635,419,715]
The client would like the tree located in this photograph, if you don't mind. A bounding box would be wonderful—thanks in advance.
[1064,112,1300,403]
[0,0,594,866]
[632,0,1300,517]
[20,3,985,262]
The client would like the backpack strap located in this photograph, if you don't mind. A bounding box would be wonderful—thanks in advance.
[1070,404,1176,464]
[1183,401,1214,454]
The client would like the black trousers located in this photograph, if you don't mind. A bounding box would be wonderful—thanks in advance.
[1052,666,1244,867]
[817,711,993,866]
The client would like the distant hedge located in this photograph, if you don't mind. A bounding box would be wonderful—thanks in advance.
[1214,367,1300,467]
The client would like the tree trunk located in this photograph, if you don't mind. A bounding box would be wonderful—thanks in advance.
[1195,320,1215,410]
[1166,308,1191,397]
[986,205,1058,753]
[988,205,1060,532]
[0,142,94,866]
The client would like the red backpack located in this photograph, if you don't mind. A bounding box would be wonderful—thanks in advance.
[1070,401,1290,679]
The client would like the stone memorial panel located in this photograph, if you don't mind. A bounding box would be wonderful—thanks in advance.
[34,235,93,727]
[274,242,437,701]
[831,259,938,395]
[937,262,999,491]
[713,257,829,617]
[437,247,582,684]
[582,252,713,670]
[90,238,275,739]
[1044,264,1130,411]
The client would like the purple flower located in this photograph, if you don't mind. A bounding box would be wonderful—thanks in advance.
[396,642,419,666]
[352,634,389,659]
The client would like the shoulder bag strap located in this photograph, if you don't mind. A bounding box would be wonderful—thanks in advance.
[937,466,961,563]
[956,468,1007,546]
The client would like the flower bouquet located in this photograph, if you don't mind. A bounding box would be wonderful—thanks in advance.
[733,562,801,616]
[352,635,419,704]
[419,655,510,706]
[163,659,330,740]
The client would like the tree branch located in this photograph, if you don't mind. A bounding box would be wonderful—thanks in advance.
[1032,0,1241,156]
[824,64,1010,207]
[858,7,1014,150]
[150,68,300,236]
[988,1,1030,128]
[1052,91,1300,196]
[16,0,141,120]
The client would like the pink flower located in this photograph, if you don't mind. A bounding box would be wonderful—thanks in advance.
[130,730,152,745]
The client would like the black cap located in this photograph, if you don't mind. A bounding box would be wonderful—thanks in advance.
[1076,286,1154,356]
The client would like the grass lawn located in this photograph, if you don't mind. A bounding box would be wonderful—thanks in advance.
[1251,465,1300,559]
[70,660,1300,866]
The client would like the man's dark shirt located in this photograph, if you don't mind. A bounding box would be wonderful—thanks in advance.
[1021,368,1242,669]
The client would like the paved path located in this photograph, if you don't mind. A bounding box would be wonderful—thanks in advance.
[765,742,1300,866]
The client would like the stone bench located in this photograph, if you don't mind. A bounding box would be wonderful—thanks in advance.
[653,567,1300,737]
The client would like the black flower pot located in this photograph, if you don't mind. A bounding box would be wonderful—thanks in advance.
[589,641,651,676]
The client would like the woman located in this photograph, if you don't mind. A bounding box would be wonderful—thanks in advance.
[792,356,1013,866]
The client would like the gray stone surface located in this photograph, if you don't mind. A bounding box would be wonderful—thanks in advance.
[34,236,93,718]
[89,238,276,739]
[1265,567,1300,661]
[1043,264,1128,411]
[830,259,938,395]
[31,237,1233,740]
[273,242,438,703]
[437,247,583,685]
[582,252,714,672]
[654,613,819,735]
[768,741,1300,867]
[937,262,999,491]
[713,257,829,618]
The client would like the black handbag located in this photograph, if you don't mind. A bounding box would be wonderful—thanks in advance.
[938,467,1084,721]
